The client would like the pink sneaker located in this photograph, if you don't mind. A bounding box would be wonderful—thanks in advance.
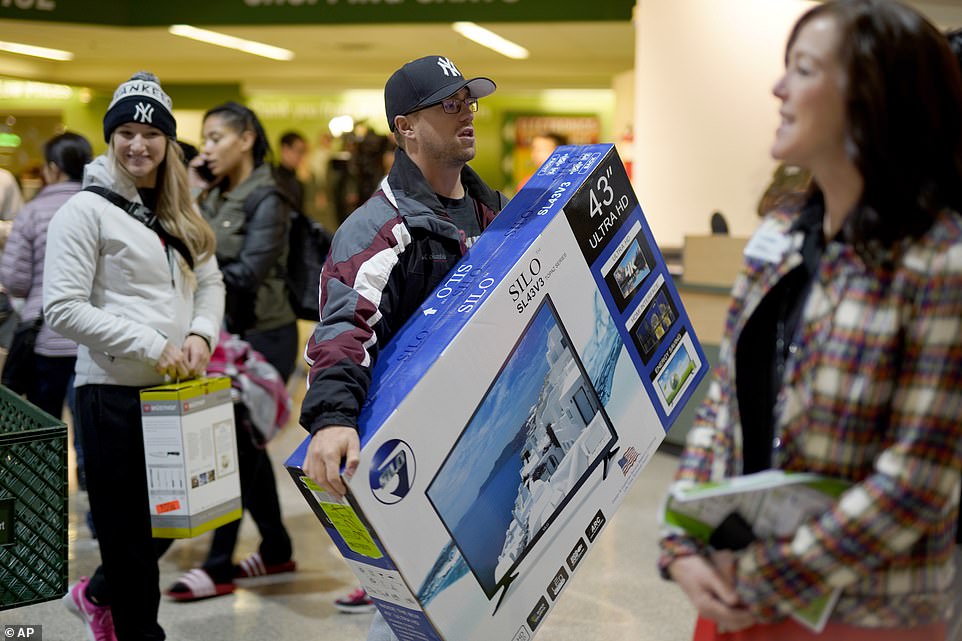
[62,576,118,641]
[334,587,376,614]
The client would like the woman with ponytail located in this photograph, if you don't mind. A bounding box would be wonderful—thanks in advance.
[162,101,297,603]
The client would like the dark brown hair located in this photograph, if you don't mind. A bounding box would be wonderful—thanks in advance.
[203,101,272,167]
[44,132,92,182]
[788,0,962,256]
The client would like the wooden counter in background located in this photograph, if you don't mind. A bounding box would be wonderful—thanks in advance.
[681,235,749,289]
[663,235,748,449]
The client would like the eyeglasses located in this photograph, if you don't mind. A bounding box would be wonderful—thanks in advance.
[405,95,479,119]
[436,96,479,114]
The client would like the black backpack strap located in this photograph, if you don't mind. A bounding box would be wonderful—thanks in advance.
[242,184,296,221]
[84,185,194,270]
[242,185,272,221]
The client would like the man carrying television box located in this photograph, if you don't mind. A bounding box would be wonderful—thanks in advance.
[298,55,507,633]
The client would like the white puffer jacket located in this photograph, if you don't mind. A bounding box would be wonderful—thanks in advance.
[43,154,224,387]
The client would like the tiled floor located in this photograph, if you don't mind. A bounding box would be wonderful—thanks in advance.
[0,377,698,641]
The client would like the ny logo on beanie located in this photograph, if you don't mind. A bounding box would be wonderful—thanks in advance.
[102,72,176,142]
[133,102,155,124]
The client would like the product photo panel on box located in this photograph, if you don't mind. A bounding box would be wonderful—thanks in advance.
[140,376,242,538]
[287,144,709,641]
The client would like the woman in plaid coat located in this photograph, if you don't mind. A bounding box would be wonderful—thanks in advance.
[660,1,962,639]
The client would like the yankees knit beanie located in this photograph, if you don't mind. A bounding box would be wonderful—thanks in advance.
[103,71,176,142]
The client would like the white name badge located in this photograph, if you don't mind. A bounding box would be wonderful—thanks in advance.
[744,227,791,264]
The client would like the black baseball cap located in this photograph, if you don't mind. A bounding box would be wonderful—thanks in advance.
[385,55,496,132]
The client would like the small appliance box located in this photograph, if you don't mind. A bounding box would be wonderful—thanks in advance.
[286,144,708,641]
[140,376,242,538]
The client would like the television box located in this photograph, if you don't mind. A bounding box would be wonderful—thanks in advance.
[286,144,708,641]
[140,376,242,538]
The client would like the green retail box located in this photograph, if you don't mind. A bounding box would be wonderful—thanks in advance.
[0,384,67,611]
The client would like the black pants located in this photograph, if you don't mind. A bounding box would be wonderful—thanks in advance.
[28,354,76,419]
[202,321,297,581]
[243,321,298,383]
[31,355,82,485]
[77,384,173,641]
[202,405,292,582]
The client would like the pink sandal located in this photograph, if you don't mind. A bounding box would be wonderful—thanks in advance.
[233,552,296,579]
[165,569,235,602]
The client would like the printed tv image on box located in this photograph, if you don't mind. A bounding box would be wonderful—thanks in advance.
[650,328,701,415]
[601,226,654,312]
[425,296,618,609]
[630,282,679,364]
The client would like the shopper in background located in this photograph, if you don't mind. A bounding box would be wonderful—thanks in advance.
[659,2,962,640]
[517,131,567,190]
[709,211,730,235]
[0,166,23,224]
[0,167,25,349]
[18,164,44,202]
[275,130,308,212]
[194,102,298,376]
[164,101,296,603]
[45,71,223,641]
[299,54,505,635]
[306,131,337,230]
[345,120,391,207]
[0,132,91,475]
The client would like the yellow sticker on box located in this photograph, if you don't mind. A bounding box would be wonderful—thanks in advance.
[299,476,382,559]
[319,503,383,559]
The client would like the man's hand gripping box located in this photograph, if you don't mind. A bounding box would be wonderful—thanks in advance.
[140,376,242,538]
[286,144,708,641]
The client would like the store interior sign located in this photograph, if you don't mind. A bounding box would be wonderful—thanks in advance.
[0,0,634,25]
[0,78,72,100]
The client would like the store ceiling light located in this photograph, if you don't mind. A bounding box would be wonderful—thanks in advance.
[0,41,74,62]
[452,22,529,60]
[168,25,294,61]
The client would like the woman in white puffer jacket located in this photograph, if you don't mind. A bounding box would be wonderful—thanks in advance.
[44,72,224,641]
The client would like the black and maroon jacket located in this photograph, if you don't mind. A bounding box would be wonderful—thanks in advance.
[299,148,506,435]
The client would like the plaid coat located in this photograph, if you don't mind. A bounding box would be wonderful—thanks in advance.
[659,208,962,628]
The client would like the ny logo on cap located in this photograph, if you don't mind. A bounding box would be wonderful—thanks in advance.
[436,57,461,78]
[133,102,154,124]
